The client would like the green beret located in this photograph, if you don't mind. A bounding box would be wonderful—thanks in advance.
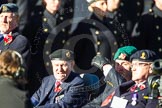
[130,49,159,62]
[114,46,137,61]
[0,3,18,13]
[49,49,74,61]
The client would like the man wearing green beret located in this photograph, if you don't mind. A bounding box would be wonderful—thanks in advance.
[31,49,88,108]
[114,46,137,81]
[82,46,137,108]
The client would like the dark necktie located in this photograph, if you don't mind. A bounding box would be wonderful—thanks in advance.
[54,81,61,92]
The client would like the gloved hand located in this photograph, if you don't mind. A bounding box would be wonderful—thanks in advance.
[91,54,110,71]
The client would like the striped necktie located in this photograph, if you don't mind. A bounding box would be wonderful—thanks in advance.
[54,81,61,92]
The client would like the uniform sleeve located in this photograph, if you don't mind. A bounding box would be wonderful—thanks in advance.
[131,14,151,50]
[105,68,126,87]
[30,77,48,107]
[145,99,158,108]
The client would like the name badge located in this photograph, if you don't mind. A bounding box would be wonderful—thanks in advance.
[110,96,128,108]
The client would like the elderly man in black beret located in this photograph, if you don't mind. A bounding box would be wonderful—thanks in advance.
[0,3,30,70]
[31,49,88,108]
[102,49,159,108]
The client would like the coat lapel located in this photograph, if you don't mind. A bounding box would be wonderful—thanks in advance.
[116,80,135,96]
[0,32,18,51]
[38,76,55,106]
[56,82,70,96]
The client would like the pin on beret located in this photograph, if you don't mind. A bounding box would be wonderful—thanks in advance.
[49,49,74,61]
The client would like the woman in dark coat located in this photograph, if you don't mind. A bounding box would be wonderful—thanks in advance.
[0,50,31,108]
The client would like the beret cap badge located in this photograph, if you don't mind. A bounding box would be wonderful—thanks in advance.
[140,52,146,59]
[118,53,127,60]
[65,51,71,58]
[1,5,8,12]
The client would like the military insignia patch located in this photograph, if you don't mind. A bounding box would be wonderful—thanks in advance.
[1,5,8,12]
[118,53,127,60]
[66,51,71,58]
[140,52,146,59]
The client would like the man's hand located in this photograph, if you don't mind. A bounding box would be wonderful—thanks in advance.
[91,54,110,71]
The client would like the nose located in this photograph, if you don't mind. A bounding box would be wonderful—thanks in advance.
[0,16,7,23]
[103,3,107,11]
[57,65,63,72]
[131,65,136,71]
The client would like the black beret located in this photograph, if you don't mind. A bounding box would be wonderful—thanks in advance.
[130,49,159,62]
[49,49,74,61]
[0,3,18,13]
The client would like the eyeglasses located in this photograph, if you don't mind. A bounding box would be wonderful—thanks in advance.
[131,62,151,68]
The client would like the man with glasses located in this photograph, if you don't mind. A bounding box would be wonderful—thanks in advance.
[82,46,137,108]
[102,49,159,108]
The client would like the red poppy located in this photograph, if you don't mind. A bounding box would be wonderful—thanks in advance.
[139,84,146,90]
[130,84,146,92]
[3,34,13,45]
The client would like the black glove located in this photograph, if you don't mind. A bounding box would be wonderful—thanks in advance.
[91,54,110,71]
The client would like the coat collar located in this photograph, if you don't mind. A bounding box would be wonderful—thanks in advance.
[116,80,148,97]
[0,28,19,51]
[153,6,162,18]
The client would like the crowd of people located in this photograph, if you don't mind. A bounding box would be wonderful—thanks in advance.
[0,0,162,108]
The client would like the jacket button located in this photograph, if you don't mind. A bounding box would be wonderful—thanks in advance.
[43,18,47,22]
[97,52,101,55]
[97,41,101,45]
[95,30,99,35]
[44,28,48,32]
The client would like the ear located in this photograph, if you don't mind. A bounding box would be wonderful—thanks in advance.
[88,5,94,12]
[149,64,153,74]
[88,2,96,12]
[71,60,75,67]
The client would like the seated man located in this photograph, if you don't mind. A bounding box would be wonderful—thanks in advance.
[31,49,88,108]
[113,45,137,81]
[102,49,159,108]
[82,46,137,107]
